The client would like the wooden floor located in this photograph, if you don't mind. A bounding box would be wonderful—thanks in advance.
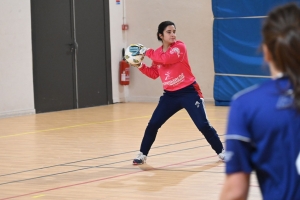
[0,102,261,200]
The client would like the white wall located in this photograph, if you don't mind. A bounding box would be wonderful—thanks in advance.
[0,0,35,118]
[123,0,215,102]
[109,0,130,103]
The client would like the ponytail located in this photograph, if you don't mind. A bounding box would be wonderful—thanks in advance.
[262,3,300,111]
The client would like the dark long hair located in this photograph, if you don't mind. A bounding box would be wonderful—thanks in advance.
[157,21,176,41]
[262,3,300,111]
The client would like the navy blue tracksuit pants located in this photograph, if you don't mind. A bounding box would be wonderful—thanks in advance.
[140,82,224,156]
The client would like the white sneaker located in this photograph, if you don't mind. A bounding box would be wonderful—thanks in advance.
[133,152,147,165]
[218,149,225,162]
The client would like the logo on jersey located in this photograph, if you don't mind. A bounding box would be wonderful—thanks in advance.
[296,152,300,175]
[165,71,171,80]
[276,90,293,109]
[195,101,200,108]
[157,65,162,69]
[163,73,185,86]
[170,47,180,57]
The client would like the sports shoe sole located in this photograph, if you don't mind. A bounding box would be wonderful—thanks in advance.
[132,160,145,165]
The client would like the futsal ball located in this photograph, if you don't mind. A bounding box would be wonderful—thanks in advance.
[124,44,144,65]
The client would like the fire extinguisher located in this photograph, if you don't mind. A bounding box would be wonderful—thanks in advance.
[120,48,130,85]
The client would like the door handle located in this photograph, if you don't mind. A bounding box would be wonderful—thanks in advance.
[68,42,78,53]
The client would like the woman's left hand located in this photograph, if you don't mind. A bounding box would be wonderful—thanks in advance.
[137,44,148,55]
[130,62,142,68]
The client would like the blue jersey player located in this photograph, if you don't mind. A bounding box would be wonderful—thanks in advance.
[220,3,300,200]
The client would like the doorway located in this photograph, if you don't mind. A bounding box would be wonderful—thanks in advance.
[31,0,112,113]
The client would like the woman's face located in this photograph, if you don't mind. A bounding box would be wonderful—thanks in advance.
[160,25,176,44]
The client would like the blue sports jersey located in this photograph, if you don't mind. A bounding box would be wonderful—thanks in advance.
[225,76,300,200]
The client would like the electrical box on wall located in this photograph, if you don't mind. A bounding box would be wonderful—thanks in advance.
[122,24,129,30]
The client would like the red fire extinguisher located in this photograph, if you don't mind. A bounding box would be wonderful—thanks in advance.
[120,48,130,85]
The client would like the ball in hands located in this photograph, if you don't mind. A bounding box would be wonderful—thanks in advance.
[124,44,144,65]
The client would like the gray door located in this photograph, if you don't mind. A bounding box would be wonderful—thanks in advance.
[31,0,112,113]
[75,0,111,108]
[32,0,75,113]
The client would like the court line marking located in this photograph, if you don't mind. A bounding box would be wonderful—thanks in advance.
[0,116,151,139]
[32,194,45,199]
[0,144,212,186]
[0,137,220,177]
[0,116,225,139]
[61,165,225,174]
[0,155,215,200]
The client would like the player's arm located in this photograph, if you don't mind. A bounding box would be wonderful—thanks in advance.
[220,172,250,200]
[220,139,252,200]
[220,97,253,200]
[136,63,159,79]
[145,42,186,65]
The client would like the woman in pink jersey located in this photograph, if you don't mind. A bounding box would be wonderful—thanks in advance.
[132,21,225,165]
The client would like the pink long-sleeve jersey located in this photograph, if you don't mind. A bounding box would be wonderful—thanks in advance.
[139,40,196,91]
